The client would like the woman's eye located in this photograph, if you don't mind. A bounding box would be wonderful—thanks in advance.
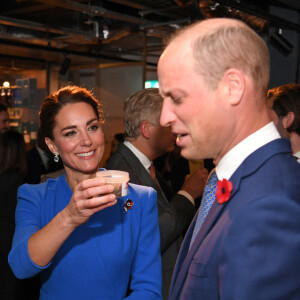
[65,130,76,137]
[89,124,99,131]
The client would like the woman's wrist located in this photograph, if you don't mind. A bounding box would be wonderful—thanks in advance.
[59,206,80,230]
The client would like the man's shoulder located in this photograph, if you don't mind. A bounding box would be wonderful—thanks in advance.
[106,151,132,171]
[106,143,140,170]
[237,138,296,177]
[230,139,300,206]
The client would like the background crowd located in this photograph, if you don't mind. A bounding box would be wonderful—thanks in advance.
[1,17,300,300]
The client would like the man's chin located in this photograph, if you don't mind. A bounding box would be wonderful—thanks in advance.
[180,148,202,161]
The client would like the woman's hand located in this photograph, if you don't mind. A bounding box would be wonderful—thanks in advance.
[28,177,116,267]
[63,177,117,227]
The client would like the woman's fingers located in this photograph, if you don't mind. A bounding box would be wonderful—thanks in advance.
[85,193,117,209]
[70,177,117,218]
[76,177,113,194]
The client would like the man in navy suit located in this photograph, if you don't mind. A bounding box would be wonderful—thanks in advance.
[158,18,300,299]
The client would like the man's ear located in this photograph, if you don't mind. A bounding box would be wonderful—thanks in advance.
[220,68,245,106]
[140,120,151,139]
[282,112,295,129]
[45,137,58,155]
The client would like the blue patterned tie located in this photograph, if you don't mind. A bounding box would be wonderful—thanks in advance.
[190,169,218,247]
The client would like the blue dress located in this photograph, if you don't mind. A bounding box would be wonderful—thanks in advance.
[9,173,162,300]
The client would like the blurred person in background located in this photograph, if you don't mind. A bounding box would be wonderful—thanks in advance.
[106,132,124,165]
[111,133,125,155]
[25,129,63,184]
[0,130,40,300]
[0,104,10,134]
[267,83,300,163]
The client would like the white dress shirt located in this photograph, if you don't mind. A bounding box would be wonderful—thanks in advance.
[216,122,281,180]
[123,141,194,204]
[293,150,300,164]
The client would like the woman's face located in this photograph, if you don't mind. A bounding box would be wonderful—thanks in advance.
[46,102,104,176]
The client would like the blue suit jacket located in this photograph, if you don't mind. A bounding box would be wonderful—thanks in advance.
[170,139,300,300]
[9,173,162,300]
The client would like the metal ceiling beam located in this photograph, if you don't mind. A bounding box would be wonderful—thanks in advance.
[5,3,50,15]
[33,0,153,25]
[106,0,186,19]
[275,0,300,11]
[105,0,148,10]
[0,37,157,66]
[140,18,190,30]
[217,0,300,32]
[0,15,95,40]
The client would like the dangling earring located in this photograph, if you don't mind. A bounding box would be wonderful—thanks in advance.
[54,153,59,163]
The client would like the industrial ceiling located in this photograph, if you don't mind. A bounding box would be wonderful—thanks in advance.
[0,0,299,73]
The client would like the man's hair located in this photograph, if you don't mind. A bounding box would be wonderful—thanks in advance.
[267,83,300,135]
[0,104,7,112]
[124,88,163,140]
[168,19,270,97]
[0,130,27,177]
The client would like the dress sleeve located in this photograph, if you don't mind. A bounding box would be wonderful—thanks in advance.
[125,187,162,300]
[8,183,51,279]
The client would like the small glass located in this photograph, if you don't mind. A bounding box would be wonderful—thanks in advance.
[96,170,129,198]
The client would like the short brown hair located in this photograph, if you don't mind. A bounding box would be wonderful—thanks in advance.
[169,19,270,96]
[124,88,163,140]
[267,83,300,135]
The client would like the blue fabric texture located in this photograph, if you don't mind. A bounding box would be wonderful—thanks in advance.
[169,139,300,300]
[8,173,162,300]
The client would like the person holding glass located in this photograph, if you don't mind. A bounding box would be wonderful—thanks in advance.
[8,85,162,300]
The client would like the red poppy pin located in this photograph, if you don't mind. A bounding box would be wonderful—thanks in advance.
[216,179,233,204]
[123,199,134,214]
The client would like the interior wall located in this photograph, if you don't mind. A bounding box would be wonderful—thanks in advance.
[97,64,143,166]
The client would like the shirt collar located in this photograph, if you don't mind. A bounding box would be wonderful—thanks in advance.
[216,122,281,180]
[123,141,152,171]
[293,150,300,163]
[293,150,300,158]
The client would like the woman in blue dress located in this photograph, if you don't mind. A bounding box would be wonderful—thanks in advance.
[9,85,162,300]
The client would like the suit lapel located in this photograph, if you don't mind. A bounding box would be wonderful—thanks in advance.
[156,171,172,205]
[119,144,154,186]
[170,199,228,298]
[118,144,170,208]
[170,139,293,299]
[171,164,246,298]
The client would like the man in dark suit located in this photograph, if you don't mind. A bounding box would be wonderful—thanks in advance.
[25,131,63,183]
[267,83,300,163]
[106,88,208,299]
[158,18,300,299]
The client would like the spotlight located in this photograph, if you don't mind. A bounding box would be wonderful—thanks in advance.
[59,57,71,75]
[269,29,293,57]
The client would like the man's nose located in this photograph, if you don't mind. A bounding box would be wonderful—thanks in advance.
[160,99,176,128]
